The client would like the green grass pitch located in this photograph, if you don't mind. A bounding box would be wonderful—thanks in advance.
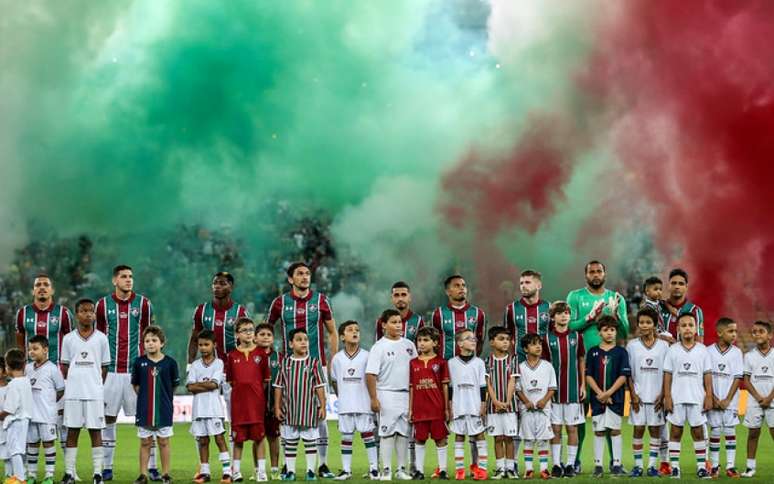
[50,422,774,483]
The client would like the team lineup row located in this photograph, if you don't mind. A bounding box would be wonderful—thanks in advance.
[4,261,766,483]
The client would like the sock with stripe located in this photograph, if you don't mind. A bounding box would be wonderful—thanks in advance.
[340,433,353,473]
[538,441,549,472]
[44,445,56,478]
[303,439,317,473]
[219,451,231,476]
[648,438,660,468]
[469,439,478,467]
[694,440,707,471]
[102,423,116,470]
[362,432,378,472]
[476,439,488,471]
[632,437,644,468]
[284,438,298,475]
[659,426,669,464]
[668,441,681,469]
[724,427,737,468]
[26,444,38,479]
[524,442,534,472]
[454,441,465,471]
[709,427,721,468]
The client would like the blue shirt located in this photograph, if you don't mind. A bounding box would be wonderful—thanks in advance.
[131,354,180,428]
[585,345,630,416]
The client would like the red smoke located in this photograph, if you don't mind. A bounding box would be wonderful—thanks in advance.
[586,0,774,338]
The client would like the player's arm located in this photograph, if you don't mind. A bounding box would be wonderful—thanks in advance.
[442,380,450,421]
[187,308,201,364]
[15,309,24,349]
[662,372,673,412]
[719,376,741,410]
[628,375,640,412]
[615,293,629,339]
[475,311,486,356]
[60,363,69,380]
[329,356,339,395]
[703,371,713,412]
[408,384,414,422]
[315,384,326,421]
[538,388,556,409]
[506,375,517,405]
[274,386,284,420]
[366,373,379,413]
[744,374,764,404]
[325,318,338,366]
[567,292,592,332]
[602,375,628,399]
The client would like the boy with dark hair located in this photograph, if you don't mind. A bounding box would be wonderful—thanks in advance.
[741,320,774,478]
[255,323,282,481]
[585,316,630,478]
[2,348,34,484]
[485,326,518,479]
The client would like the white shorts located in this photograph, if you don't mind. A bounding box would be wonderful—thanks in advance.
[64,400,105,430]
[280,425,319,441]
[743,405,774,429]
[629,403,665,427]
[487,413,518,437]
[550,403,585,426]
[377,390,410,437]
[449,415,486,437]
[190,418,227,437]
[104,372,137,417]
[338,413,376,435]
[26,423,58,443]
[591,408,622,431]
[2,420,29,458]
[667,403,706,428]
[520,410,554,441]
[137,426,174,439]
[707,409,739,429]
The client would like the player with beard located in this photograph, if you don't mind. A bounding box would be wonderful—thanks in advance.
[566,260,628,474]
[15,274,72,364]
[266,262,337,478]
[503,270,551,363]
[374,281,424,342]
[660,268,704,344]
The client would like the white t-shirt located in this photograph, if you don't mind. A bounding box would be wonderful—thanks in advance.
[187,358,225,419]
[25,361,65,424]
[2,377,34,429]
[60,329,111,400]
[744,347,774,409]
[518,359,557,409]
[626,338,669,403]
[448,356,487,418]
[331,348,372,414]
[707,343,743,410]
[365,337,416,391]
[663,342,711,405]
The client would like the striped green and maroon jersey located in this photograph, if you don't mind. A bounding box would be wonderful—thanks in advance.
[542,328,585,403]
[96,292,153,373]
[485,354,519,413]
[267,290,334,366]
[375,310,424,342]
[503,298,551,362]
[660,299,704,340]
[585,345,630,416]
[15,303,72,364]
[192,300,248,361]
[131,354,180,428]
[432,303,486,360]
[273,355,326,428]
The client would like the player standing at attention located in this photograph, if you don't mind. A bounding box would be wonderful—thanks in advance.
[741,320,774,478]
[131,326,179,484]
[274,328,327,481]
[188,330,232,484]
[706,318,743,478]
[517,333,556,480]
[1,349,34,484]
[330,321,379,480]
[366,309,417,481]
[660,268,704,343]
[226,318,270,482]
[625,307,668,478]
[0,356,9,478]
[25,336,64,484]
[375,282,424,342]
[15,274,73,364]
[96,265,155,481]
[585,316,630,478]
[662,313,713,479]
[266,262,337,479]
[409,326,450,480]
[541,302,585,478]
[60,298,110,484]
[503,270,551,363]
[448,329,488,481]
[255,324,282,481]
[485,327,518,480]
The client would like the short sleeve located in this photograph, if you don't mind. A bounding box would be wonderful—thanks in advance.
[15,308,24,334]
[60,337,71,365]
[441,359,450,383]
[702,349,712,374]
[319,295,333,322]
[266,297,282,326]
[131,358,141,386]
[224,354,233,382]
[170,359,181,387]
[313,358,326,387]
[211,360,225,384]
[365,345,381,375]
[477,359,486,387]
[330,355,339,382]
[100,336,111,367]
[744,353,752,376]
[52,366,65,391]
[273,360,285,389]
[186,363,198,385]
[2,384,19,414]
[510,356,520,378]
[733,350,744,379]
[192,305,203,332]
[585,351,594,376]
[261,354,270,383]
[547,363,558,390]
[663,349,674,374]
[62,308,73,334]
[619,348,631,376]
[577,334,586,357]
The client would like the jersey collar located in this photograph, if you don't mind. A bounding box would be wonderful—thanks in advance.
[211,298,235,311]
[447,302,471,312]
[290,289,314,302]
[33,301,55,313]
[112,291,136,304]
[519,297,544,308]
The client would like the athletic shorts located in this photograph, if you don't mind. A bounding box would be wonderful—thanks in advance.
[1,420,29,459]
[63,399,105,430]
[190,418,227,437]
[707,409,739,429]
[487,413,518,437]
[137,426,173,439]
[520,410,554,441]
[629,403,665,427]
[338,413,376,435]
[591,408,623,431]
[449,415,486,437]
[743,405,774,429]
[280,425,319,441]
[377,390,410,437]
[231,422,265,443]
[104,372,137,417]
[26,422,58,443]
[550,403,585,426]
[667,403,706,428]
[414,419,448,442]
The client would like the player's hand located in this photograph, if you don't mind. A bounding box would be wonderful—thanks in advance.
[587,300,606,321]
[718,397,730,410]
[524,401,536,411]
[480,403,487,418]
[318,406,326,421]
[596,390,607,402]
[275,406,284,422]
[408,411,413,423]
[630,394,640,413]
[654,395,663,412]
[445,406,451,422]
[579,385,586,401]
[536,399,547,410]
[371,398,381,413]
[607,296,619,315]
[703,396,713,412]
[663,396,673,414]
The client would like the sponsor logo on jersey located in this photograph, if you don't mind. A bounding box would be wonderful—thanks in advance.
[297,308,306,315]
[37,322,47,329]
[120,312,128,318]
[527,316,537,324]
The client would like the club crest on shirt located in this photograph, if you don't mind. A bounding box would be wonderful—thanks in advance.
[271,360,279,368]
[467,317,476,324]
[406,348,415,356]
[408,326,416,335]
[81,352,88,359]
[762,366,769,373]
[540,313,550,322]
[718,363,726,371]
[50,316,59,324]
[530,379,537,387]
[226,317,235,327]
[254,356,262,364]
[683,363,691,370]
[131,308,140,317]
[347,368,356,376]
[432,364,440,373]
[151,367,159,376]
[381,425,388,433]
[309,304,318,312]
[645,358,653,366]
[30,378,37,386]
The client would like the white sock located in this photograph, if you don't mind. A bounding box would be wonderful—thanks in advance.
[200,463,211,475]
[257,459,266,474]
[219,451,231,475]
[92,446,104,475]
[395,436,408,471]
[593,435,605,466]
[102,423,116,470]
[659,425,669,463]
[648,438,660,468]
[724,427,737,468]
[12,454,25,480]
[505,458,515,473]
[566,445,578,468]
[149,444,157,470]
[233,459,241,475]
[65,447,78,475]
[381,437,395,474]
[317,420,328,466]
[44,446,56,477]
[476,439,488,470]
[437,445,448,472]
[611,435,622,466]
[513,437,522,461]
[710,427,721,467]
[551,444,562,467]
[26,444,38,479]
[415,443,425,475]
[496,458,505,472]
[747,458,756,470]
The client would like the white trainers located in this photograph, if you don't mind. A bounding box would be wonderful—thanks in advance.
[394,470,411,481]
[333,471,352,481]
[379,469,392,481]
[741,468,756,478]
[255,471,268,482]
